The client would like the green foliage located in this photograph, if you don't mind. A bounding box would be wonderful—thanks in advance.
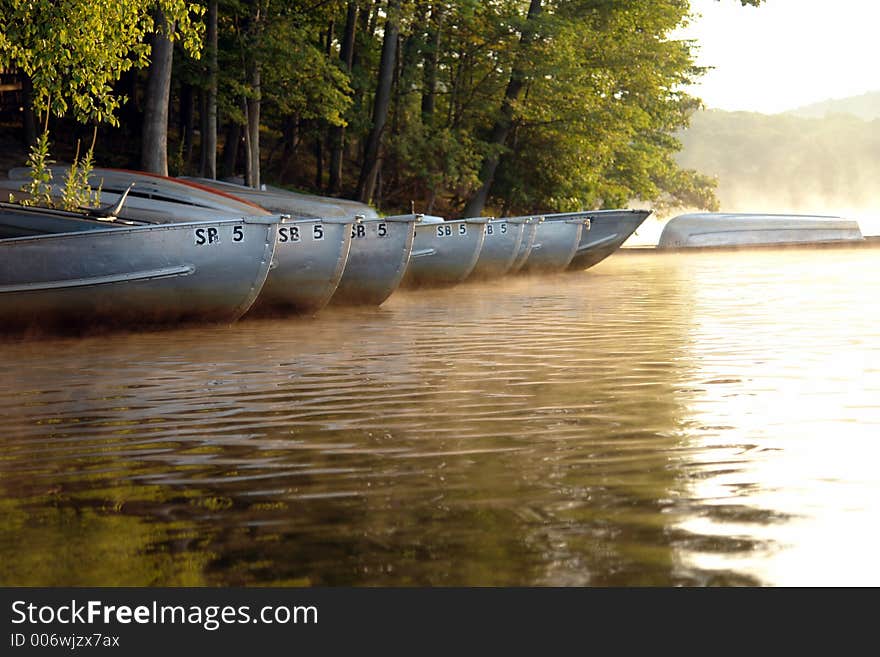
[481,0,716,213]
[2,0,767,215]
[20,130,54,208]
[0,0,205,125]
[60,134,100,211]
[330,0,728,215]
[206,0,350,129]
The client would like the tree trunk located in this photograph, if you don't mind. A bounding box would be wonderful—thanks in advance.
[352,0,372,70]
[329,1,358,195]
[245,63,261,188]
[243,0,265,189]
[118,68,142,145]
[314,135,324,190]
[399,4,424,105]
[21,75,36,147]
[180,82,196,173]
[220,122,241,179]
[200,0,218,178]
[421,4,443,127]
[141,13,175,175]
[356,0,400,205]
[367,1,380,38]
[461,0,542,218]
[278,116,300,184]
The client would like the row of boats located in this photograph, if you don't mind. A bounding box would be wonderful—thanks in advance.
[0,167,652,333]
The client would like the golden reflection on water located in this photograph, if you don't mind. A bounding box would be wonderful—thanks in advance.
[671,249,880,585]
[1,246,879,586]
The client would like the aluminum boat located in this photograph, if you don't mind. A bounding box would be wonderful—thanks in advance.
[507,217,540,274]
[401,216,488,288]
[657,212,864,249]
[519,213,591,273]
[5,168,355,315]
[330,214,421,306]
[180,176,379,220]
[468,217,528,280]
[0,202,279,333]
[567,209,652,270]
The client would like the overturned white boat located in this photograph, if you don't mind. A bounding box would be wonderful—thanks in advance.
[519,212,591,274]
[468,217,529,280]
[401,215,488,288]
[658,212,864,249]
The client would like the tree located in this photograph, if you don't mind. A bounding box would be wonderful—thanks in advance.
[201,0,219,178]
[461,0,542,218]
[0,0,204,126]
[1,0,203,199]
[356,0,401,204]
[328,0,358,194]
[142,12,176,174]
[210,0,350,187]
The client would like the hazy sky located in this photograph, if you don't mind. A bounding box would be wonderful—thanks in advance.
[677,0,880,114]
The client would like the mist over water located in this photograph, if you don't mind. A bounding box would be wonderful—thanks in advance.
[673,106,880,241]
[2,246,879,586]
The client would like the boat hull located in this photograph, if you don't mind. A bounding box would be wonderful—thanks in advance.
[8,167,268,215]
[247,217,353,315]
[508,219,540,274]
[657,212,864,249]
[180,177,379,220]
[4,173,360,317]
[330,215,419,306]
[468,218,527,280]
[567,209,652,270]
[520,216,587,274]
[401,218,487,288]
[0,210,278,333]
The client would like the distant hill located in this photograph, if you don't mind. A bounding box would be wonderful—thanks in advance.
[785,91,880,121]
[675,108,880,231]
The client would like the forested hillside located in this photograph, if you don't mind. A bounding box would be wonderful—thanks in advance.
[786,91,880,121]
[676,109,880,220]
[0,0,765,219]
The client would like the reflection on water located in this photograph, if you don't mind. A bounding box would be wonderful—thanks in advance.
[2,246,879,586]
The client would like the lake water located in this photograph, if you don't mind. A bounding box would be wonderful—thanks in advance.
[1,245,879,587]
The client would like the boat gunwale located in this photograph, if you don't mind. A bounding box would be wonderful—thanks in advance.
[0,213,284,244]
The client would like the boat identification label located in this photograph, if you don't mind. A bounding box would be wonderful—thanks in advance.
[277,224,326,244]
[194,225,246,245]
[351,223,388,239]
[436,224,467,237]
